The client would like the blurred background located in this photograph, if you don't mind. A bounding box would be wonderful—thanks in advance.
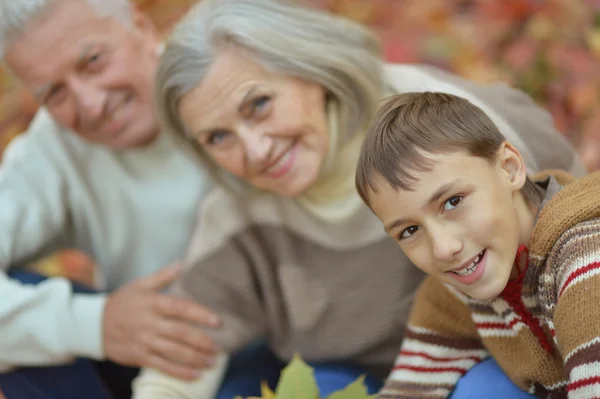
[1,0,599,283]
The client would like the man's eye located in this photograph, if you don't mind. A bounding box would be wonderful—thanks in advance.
[443,196,463,212]
[45,86,66,105]
[88,53,101,64]
[399,225,419,240]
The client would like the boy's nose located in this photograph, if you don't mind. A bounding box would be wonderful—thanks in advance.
[430,227,462,263]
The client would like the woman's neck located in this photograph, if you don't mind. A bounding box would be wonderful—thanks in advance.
[296,100,365,222]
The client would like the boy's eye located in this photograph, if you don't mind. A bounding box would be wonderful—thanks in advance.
[399,225,419,240]
[443,196,463,212]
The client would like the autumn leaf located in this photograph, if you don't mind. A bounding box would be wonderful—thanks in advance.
[260,381,276,399]
[275,354,320,399]
[325,375,376,399]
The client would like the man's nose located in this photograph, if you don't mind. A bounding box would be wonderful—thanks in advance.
[69,78,107,122]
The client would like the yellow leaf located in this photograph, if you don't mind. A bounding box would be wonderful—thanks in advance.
[324,375,375,399]
[261,381,276,399]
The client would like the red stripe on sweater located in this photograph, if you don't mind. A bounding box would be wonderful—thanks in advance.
[393,365,467,374]
[560,261,600,297]
[400,350,482,363]
[476,317,522,330]
[568,376,600,391]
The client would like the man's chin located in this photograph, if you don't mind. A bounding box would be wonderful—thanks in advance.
[107,128,160,150]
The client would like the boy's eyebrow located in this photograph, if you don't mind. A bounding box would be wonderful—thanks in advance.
[384,179,464,232]
[428,180,462,205]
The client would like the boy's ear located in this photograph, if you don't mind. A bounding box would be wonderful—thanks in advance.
[499,141,527,192]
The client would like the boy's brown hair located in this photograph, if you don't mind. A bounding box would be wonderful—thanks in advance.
[355,92,542,206]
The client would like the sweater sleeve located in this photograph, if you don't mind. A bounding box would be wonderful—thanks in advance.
[378,277,488,399]
[549,219,600,398]
[0,118,106,370]
[131,353,229,399]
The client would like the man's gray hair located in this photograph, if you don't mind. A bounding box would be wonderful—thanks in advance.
[0,0,132,59]
[155,0,385,190]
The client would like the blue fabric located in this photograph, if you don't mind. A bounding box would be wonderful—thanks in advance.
[217,343,382,399]
[1,272,532,399]
[450,358,536,399]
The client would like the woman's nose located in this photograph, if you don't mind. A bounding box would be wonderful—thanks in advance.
[239,127,273,165]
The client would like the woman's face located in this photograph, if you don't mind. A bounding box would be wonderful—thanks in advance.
[178,50,329,197]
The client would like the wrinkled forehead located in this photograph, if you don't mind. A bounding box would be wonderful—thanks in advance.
[4,0,118,84]
[178,50,273,129]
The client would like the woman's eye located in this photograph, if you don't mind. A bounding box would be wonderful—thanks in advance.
[252,96,271,113]
[399,225,419,240]
[206,130,230,146]
[443,196,463,212]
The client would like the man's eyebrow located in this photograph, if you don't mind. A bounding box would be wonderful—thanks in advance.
[33,43,97,101]
[384,179,464,232]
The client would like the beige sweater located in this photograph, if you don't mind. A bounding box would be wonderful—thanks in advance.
[131,63,586,398]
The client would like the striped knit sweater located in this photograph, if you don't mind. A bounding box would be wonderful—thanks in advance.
[378,171,600,399]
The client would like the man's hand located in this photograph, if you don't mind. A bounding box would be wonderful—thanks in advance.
[102,264,221,380]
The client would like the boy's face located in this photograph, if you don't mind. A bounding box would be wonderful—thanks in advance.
[368,145,529,300]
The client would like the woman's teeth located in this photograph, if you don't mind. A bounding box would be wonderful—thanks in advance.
[452,250,485,276]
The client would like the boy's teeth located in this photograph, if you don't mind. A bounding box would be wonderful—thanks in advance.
[452,250,485,276]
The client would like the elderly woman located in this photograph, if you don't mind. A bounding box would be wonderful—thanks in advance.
[133,0,585,398]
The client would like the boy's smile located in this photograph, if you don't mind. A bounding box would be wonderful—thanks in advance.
[368,146,535,300]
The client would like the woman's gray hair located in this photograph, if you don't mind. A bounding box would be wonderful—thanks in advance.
[0,0,132,59]
[155,0,385,189]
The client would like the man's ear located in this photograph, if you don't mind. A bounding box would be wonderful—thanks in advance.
[130,6,161,46]
[499,141,527,192]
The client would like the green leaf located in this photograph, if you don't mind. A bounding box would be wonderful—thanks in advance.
[324,375,375,399]
[274,353,319,399]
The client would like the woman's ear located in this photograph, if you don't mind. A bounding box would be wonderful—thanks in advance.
[499,141,527,192]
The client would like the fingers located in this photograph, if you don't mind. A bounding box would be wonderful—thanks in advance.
[153,295,221,327]
[150,337,217,370]
[137,263,181,291]
[156,318,219,355]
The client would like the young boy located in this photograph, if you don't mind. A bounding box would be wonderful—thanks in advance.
[355,92,600,398]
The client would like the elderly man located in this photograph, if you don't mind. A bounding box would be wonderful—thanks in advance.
[0,0,231,397]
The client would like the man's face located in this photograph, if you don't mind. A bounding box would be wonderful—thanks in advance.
[5,0,161,149]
